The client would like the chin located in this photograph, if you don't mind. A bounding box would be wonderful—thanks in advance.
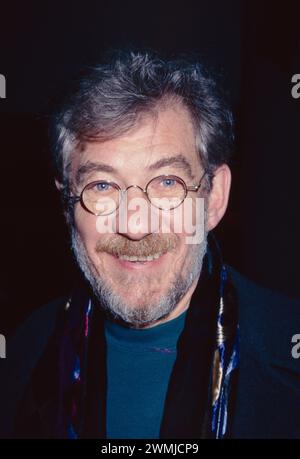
[113,291,160,309]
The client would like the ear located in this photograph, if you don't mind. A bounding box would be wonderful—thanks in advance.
[206,164,231,231]
[55,179,64,191]
[55,179,73,225]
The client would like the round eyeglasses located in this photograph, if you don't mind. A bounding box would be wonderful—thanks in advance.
[64,172,207,216]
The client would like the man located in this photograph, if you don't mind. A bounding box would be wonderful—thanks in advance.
[0,50,299,439]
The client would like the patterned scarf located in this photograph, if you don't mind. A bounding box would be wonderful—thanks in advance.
[15,234,239,439]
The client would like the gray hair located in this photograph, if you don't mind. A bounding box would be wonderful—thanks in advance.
[50,50,234,192]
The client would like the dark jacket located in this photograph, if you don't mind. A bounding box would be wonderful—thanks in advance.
[0,267,300,439]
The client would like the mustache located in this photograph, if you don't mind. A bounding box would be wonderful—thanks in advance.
[95,233,179,257]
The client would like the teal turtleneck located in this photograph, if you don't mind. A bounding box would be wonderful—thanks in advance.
[104,309,188,439]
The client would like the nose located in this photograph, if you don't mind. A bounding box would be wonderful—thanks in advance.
[116,185,158,240]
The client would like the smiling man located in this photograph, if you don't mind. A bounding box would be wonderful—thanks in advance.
[0,50,300,440]
[68,102,227,328]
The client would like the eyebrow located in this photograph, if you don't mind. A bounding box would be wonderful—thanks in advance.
[76,161,117,185]
[148,154,195,180]
[76,154,195,185]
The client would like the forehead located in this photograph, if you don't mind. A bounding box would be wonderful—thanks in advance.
[71,104,200,181]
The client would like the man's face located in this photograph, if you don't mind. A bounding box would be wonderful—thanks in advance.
[69,103,208,327]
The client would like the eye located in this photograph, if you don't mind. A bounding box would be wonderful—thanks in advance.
[161,177,176,187]
[95,181,111,192]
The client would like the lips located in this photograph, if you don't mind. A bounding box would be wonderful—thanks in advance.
[118,252,163,262]
[108,251,167,269]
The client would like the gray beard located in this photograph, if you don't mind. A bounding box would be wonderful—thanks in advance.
[71,228,208,328]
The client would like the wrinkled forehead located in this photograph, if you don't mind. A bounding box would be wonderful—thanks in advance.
[69,104,201,186]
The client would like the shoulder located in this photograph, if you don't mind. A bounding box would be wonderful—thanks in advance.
[227,266,300,438]
[227,265,300,369]
[6,295,67,363]
[227,265,300,357]
[0,295,67,437]
[228,265,300,315]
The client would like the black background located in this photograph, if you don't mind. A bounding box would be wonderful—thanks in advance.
[0,0,299,334]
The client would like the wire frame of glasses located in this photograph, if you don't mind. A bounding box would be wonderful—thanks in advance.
[76,174,206,216]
